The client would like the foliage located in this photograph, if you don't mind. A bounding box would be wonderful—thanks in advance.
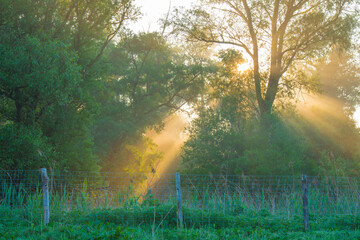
[169,0,357,119]
[3,173,360,239]
[179,46,360,176]
[316,48,360,114]
[0,123,55,170]
[3,201,360,239]
[0,0,360,179]
[180,49,314,175]
[94,33,208,171]
[0,0,208,171]
[181,99,360,175]
[0,35,81,124]
[0,0,140,171]
[123,137,163,174]
[181,108,315,175]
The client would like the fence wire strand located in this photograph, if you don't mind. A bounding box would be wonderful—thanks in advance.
[1,170,360,228]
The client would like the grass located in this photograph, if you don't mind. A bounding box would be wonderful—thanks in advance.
[1,175,360,239]
[2,205,360,239]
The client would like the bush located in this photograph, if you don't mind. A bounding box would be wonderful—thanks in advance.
[0,123,55,170]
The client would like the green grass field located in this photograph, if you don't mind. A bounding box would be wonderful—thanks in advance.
[2,204,360,240]
[2,176,360,239]
[2,187,360,240]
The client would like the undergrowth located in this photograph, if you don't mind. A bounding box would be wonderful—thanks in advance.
[2,179,360,239]
[2,203,360,239]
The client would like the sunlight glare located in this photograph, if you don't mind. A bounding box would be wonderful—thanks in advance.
[237,62,250,73]
[353,107,360,128]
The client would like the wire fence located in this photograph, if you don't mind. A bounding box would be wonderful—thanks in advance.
[1,169,360,229]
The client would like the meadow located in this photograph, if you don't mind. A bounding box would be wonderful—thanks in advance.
[2,172,360,239]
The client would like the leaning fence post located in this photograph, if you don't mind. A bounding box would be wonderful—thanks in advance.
[302,175,309,232]
[175,172,183,228]
[41,168,50,225]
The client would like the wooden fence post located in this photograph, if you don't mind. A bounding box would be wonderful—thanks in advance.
[41,168,50,225]
[175,172,183,228]
[302,175,309,232]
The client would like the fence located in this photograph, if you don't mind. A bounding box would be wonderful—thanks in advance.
[1,169,360,231]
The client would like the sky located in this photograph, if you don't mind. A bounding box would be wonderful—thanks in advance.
[130,0,360,127]
[354,108,360,127]
[129,0,195,33]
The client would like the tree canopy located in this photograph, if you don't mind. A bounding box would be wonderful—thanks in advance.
[170,0,357,121]
[0,0,360,177]
[0,0,208,172]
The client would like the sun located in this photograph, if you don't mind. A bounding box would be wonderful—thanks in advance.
[237,62,250,73]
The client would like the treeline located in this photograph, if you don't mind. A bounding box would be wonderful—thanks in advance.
[0,0,207,172]
[1,0,360,176]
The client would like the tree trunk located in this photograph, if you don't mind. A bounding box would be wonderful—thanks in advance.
[257,73,281,129]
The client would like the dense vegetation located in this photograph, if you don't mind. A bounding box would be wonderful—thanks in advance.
[4,207,360,239]
[1,0,360,176]
[0,0,207,173]
[2,1,360,239]
[2,180,360,240]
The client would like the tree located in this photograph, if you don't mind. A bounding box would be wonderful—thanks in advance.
[0,0,139,171]
[93,33,208,171]
[180,50,314,175]
[170,0,357,124]
[181,109,319,175]
[290,48,360,169]
[316,49,360,114]
[0,36,81,124]
[0,123,55,170]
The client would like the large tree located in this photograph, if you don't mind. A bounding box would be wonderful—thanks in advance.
[170,0,357,123]
[94,33,208,171]
[0,0,139,170]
